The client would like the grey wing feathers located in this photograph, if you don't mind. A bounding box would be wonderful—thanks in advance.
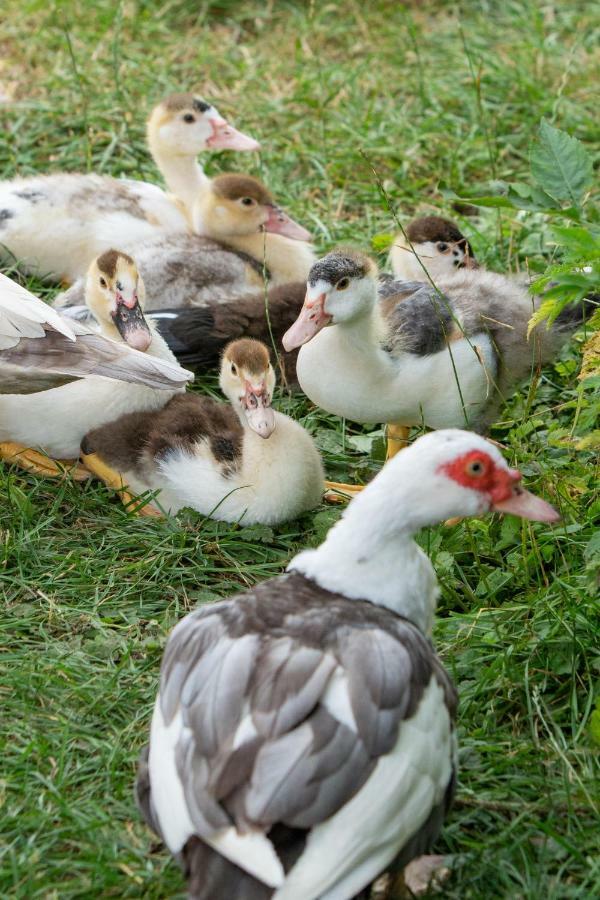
[0,325,193,391]
[157,584,453,844]
[380,282,455,357]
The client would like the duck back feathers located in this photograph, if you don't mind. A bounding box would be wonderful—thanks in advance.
[380,268,595,400]
[149,282,306,382]
[83,393,244,478]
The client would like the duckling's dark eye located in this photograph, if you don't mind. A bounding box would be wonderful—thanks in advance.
[182,113,195,123]
[466,459,486,477]
[336,277,350,291]
[99,277,107,288]
[231,363,238,375]
[240,197,255,207]
[437,242,449,253]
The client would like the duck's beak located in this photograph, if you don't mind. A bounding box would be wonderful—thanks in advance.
[282,292,331,351]
[206,118,261,151]
[112,292,152,352]
[263,205,312,242]
[492,474,560,523]
[243,381,276,438]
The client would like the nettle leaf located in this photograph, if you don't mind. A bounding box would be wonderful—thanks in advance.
[530,120,593,207]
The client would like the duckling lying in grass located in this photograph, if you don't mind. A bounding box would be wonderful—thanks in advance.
[81,339,324,524]
[0,92,259,283]
[389,215,478,282]
[55,174,314,314]
[0,250,188,481]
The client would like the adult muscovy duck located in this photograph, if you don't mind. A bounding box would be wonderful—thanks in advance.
[136,429,559,899]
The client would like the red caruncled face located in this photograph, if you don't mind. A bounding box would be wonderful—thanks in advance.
[440,450,521,503]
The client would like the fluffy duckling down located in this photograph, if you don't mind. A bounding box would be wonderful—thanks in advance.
[82,339,324,524]
[284,248,595,435]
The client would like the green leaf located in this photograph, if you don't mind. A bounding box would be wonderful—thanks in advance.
[371,232,394,252]
[530,119,593,206]
[551,226,600,257]
[528,298,559,336]
[590,698,600,747]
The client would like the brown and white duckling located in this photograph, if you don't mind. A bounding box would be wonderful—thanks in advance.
[389,216,477,282]
[81,339,324,524]
[0,93,259,282]
[136,429,559,900]
[55,174,315,313]
[0,250,187,467]
[283,249,594,475]
[0,268,191,477]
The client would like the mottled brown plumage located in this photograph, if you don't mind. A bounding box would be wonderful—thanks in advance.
[146,282,305,382]
[83,393,244,476]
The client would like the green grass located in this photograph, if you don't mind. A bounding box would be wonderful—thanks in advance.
[1,1,599,897]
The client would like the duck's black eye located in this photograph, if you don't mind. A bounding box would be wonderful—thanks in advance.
[466,459,486,477]
[99,277,107,288]
[437,242,449,253]
[336,277,350,291]
[182,113,195,123]
[231,363,238,375]
[240,197,255,207]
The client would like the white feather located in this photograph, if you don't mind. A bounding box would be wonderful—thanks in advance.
[274,678,453,900]
[0,273,76,344]
[321,668,358,732]
[296,322,495,429]
[0,327,182,456]
[149,698,285,889]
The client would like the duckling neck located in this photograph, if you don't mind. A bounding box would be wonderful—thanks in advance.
[151,147,210,213]
[219,232,316,283]
[295,303,400,424]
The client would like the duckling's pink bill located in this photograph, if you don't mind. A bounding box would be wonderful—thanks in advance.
[207,120,261,151]
[112,301,152,352]
[263,206,312,242]
[493,487,560,523]
[245,405,276,438]
[282,294,331,350]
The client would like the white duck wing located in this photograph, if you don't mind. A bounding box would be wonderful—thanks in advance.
[141,572,457,900]
[0,272,76,347]
[0,273,193,392]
